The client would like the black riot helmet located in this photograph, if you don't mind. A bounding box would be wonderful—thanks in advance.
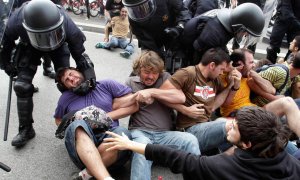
[217,3,265,47]
[22,0,65,52]
[122,0,156,22]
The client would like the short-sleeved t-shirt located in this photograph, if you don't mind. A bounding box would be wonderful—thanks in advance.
[54,80,132,128]
[253,64,291,106]
[220,76,256,117]
[126,72,174,131]
[169,66,223,128]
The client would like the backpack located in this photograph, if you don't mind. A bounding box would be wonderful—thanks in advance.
[256,64,289,94]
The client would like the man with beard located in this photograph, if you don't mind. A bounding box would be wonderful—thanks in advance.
[220,48,275,117]
[125,51,200,180]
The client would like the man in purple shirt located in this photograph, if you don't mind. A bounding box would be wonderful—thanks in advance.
[54,67,138,180]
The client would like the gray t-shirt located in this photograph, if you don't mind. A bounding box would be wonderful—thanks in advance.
[126,72,174,131]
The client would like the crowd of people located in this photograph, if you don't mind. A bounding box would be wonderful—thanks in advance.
[1,0,300,179]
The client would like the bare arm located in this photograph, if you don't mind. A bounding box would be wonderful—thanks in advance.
[136,79,186,105]
[223,68,241,106]
[264,97,300,136]
[104,131,146,155]
[112,93,138,110]
[213,86,232,111]
[248,70,276,94]
[247,80,284,101]
[166,103,205,119]
[157,79,186,103]
[55,118,61,126]
[137,87,185,104]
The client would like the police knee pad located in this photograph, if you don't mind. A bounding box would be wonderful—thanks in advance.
[266,46,280,64]
[14,81,34,97]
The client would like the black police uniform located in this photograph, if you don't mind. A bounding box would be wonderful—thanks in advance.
[105,0,123,18]
[267,0,300,63]
[129,0,190,57]
[182,10,233,65]
[0,2,94,146]
[184,0,219,17]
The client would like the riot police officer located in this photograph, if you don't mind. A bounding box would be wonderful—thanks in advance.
[182,3,265,65]
[122,0,191,58]
[0,0,96,147]
[266,0,300,64]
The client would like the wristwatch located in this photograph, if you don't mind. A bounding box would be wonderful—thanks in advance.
[231,86,240,91]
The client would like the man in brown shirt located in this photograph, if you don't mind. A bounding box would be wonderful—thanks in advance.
[161,48,238,153]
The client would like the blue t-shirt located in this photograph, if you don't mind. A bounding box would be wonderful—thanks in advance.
[54,79,132,127]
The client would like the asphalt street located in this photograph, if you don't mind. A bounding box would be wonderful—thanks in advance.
[0,4,289,179]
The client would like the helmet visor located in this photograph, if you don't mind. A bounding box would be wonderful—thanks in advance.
[26,25,66,52]
[233,25,259,48]
[126,0,156,22]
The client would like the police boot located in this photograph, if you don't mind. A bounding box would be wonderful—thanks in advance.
[11,125,36,147]
[43,64,56,79]
[11,97,36,147]
[266,46,280,64]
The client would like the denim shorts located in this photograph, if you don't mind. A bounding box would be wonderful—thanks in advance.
[64,120,132,170]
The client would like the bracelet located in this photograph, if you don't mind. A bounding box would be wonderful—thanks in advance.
[231,86,240,91]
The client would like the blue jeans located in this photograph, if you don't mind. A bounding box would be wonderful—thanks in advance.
[130,129,200,180]
[64,120,132,170]
[105,37,134,54]
[186,118,227,153]
[286,141,298,155]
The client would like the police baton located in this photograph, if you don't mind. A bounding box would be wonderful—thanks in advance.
[3,44,21,141]
[0,162,11,172]
[3,75,15,141]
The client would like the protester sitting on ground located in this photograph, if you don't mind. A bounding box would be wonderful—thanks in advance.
[103,0,124,42]
[277,36,300,99]
[249,51,300,107]
[53,67,140,180]
[156,48,235,154]
[278,35,300,64]
[125,51,200,180]
[220,48,275,117]
[103,100,300,179]
[95,7,134,59]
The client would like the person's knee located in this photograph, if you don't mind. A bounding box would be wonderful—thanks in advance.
[181,133,201,155]
[14,81,34,97]
[112,126,132,139]
[75,126,88,138]
[65,120,91,140]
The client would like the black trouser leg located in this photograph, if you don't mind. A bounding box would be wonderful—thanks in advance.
[42,56,56,79]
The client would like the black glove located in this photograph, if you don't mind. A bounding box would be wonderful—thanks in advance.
[72,80,93,96]
[4,63,17,77]
[164,25,184,39]
[74,53,97,96]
